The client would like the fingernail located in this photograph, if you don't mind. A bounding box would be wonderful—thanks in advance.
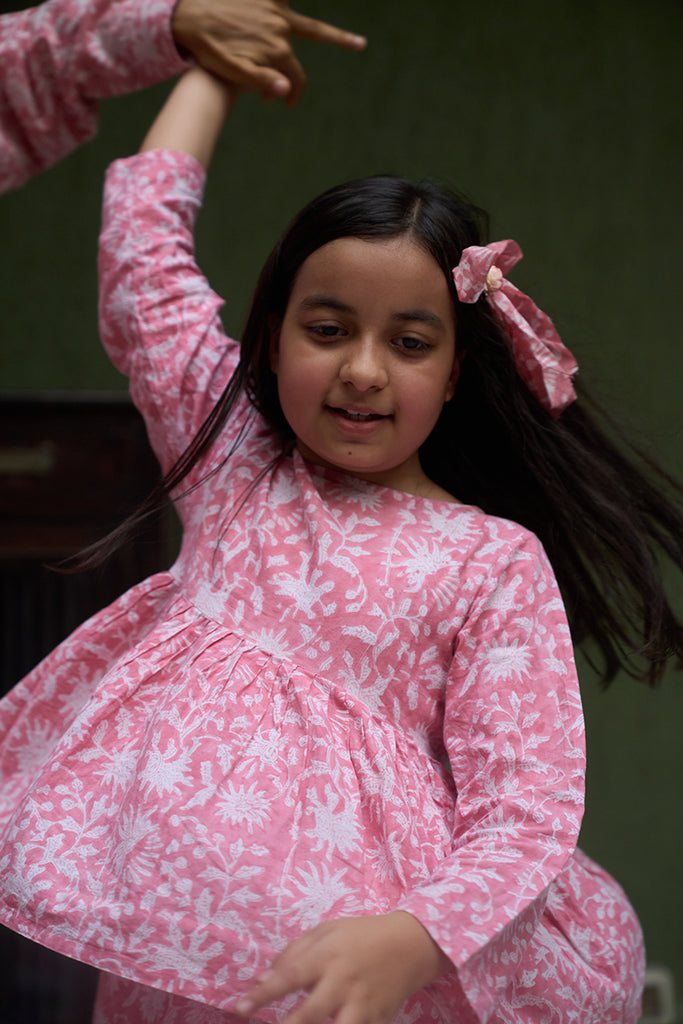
[235,997,252,1015]
[352,35,367,49]
[256,969,275,983]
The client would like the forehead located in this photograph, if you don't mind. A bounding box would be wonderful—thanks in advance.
[288,235,455,329]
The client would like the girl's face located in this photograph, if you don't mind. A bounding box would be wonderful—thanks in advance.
[271,234,459,496]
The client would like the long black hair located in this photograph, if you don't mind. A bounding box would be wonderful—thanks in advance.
[88,174,683,686]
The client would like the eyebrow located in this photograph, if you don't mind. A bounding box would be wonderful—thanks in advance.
[298,294,447,329]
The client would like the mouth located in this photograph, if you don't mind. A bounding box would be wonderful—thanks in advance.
[328,406,389,422]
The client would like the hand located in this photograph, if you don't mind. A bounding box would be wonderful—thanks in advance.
[172,0,366,106]
[234,911,452,1024]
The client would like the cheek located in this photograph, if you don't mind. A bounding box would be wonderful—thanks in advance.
[275,355,323,430]
[400,358,457,413]
[279,343,331,393]
[396,383,448,447]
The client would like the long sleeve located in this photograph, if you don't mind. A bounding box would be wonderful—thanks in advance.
[98,148,239,474]
[398,530,585,1022]
[0,0,188,194]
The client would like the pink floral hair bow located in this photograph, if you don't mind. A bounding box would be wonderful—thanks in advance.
[453,239,578,416]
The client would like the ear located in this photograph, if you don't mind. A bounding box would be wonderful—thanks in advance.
[267,315,281,373]
[444,350,465,403]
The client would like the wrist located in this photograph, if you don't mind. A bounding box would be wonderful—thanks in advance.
[170,0,200,58]
[140,68,236,167]
[388,911,453,988]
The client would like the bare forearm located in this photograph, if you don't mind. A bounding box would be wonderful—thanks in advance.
[140,67,236,168]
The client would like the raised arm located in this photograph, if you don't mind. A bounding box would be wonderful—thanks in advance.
[97,2,364,479]
[98,69,242,476]
[0,0,365,193]
[0,0,186,193]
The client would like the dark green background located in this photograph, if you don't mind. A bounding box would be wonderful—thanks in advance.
[1,0,681,1015]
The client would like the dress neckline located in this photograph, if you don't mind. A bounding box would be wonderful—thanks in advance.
[293,449,479,513]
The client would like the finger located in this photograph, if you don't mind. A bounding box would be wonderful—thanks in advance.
[272,51,307,107]
[235,931,325,1016]
[226,54,293,98]
[198,49,292,99]
[287,11,367,51]
[234,964,308,1017]
[280,983,342,1024]
[238,973,342,1024]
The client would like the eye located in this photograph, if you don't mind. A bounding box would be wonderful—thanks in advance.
[393,336,430,354]
[308,323,345,340]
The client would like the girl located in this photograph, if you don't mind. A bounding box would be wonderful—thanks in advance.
[1,64,681,1024]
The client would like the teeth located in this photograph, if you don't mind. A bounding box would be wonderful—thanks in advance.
[341,410,378,421]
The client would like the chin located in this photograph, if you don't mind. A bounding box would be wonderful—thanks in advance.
[330,456,391,477]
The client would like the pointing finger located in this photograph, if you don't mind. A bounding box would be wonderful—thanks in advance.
[286,10,367,52]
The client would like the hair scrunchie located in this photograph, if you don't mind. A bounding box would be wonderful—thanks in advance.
[453,240,578,416]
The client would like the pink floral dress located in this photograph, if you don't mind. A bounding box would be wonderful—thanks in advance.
[0,150,645,1023]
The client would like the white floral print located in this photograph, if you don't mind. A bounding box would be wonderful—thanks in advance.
[0,150,644,1024]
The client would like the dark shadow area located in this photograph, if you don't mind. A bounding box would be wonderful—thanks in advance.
[0,392,173,1024]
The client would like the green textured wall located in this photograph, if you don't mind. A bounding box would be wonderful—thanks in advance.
[1,0,681,1013]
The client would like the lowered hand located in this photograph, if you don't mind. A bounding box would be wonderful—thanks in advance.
[235,911,452,1024]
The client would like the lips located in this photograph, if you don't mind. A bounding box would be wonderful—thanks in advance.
[328,405,389,421]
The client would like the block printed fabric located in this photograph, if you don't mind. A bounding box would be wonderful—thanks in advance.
[0,150,645,1023]
[0,0,186,194]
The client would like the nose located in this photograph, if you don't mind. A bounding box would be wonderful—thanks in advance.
[339,338,388,392]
